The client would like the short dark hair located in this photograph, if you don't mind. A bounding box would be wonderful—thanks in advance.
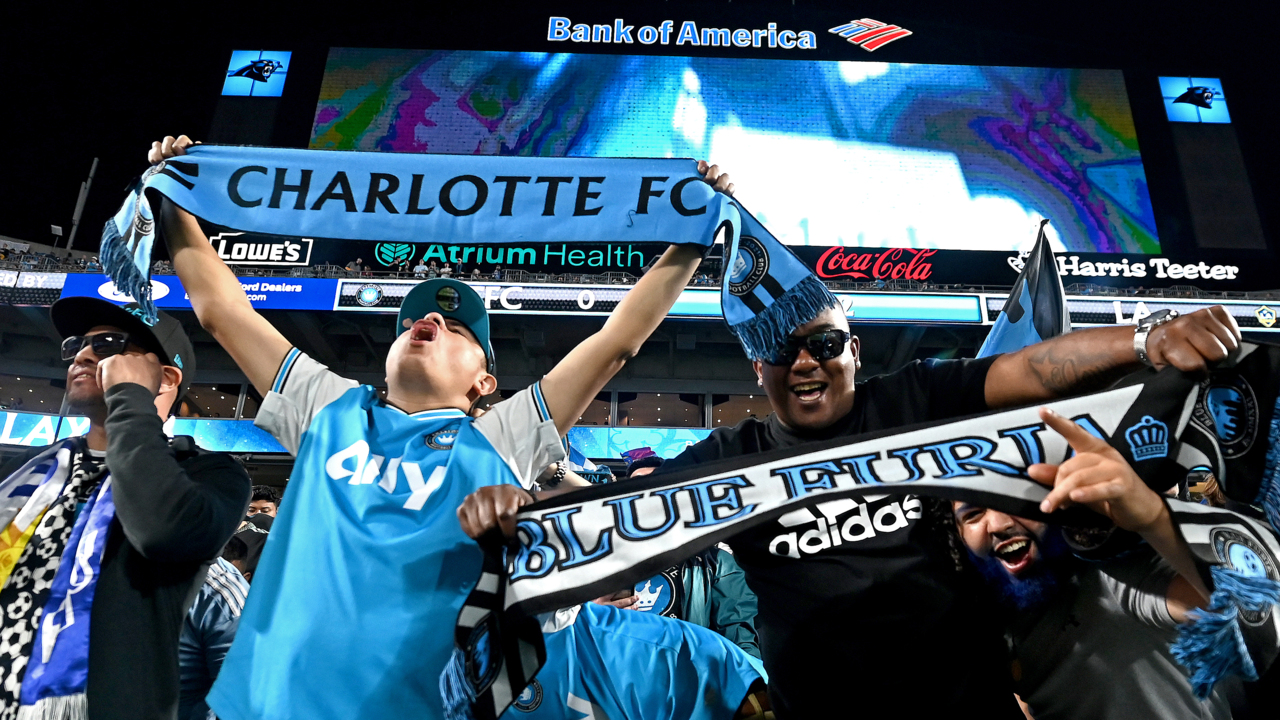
[221,535,249,563]
[250,485,280,505]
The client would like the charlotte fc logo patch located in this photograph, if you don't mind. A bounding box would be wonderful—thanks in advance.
[355,284,384,307]
[1124,416,1169,461]
[426,428,458,450]
[728,235,769,297]
[634,568,680,617]
[1198,376,1259,459]
[513,679,543,712]
[464,616,501,693]
[1211,528,1279,625]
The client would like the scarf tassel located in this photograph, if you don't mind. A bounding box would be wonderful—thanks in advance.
[1171,565,1280,698]
[15,692,88,720]
[729,275,839,362]
[98,217,155,323]
[439,646,477,720]
[1257,395,1280,533]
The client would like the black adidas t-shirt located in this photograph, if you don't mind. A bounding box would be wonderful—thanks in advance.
[660,357,1022,719]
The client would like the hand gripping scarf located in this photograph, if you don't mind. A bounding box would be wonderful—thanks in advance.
[102,146,836,361]
[445,346,1280,719]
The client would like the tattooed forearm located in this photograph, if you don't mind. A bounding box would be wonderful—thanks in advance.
[1023,331,1139,395]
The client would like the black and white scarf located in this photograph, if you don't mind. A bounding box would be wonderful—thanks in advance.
[444,344,1280,719]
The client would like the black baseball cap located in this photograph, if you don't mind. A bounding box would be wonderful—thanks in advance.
[50,298,197,400]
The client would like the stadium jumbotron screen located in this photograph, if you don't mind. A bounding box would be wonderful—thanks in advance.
[310,49,1157,255]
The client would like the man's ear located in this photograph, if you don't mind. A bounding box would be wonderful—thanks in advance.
[752,359,763,384]
[473,372,498,401]
[849,335,861,367]
[161,366,182,396]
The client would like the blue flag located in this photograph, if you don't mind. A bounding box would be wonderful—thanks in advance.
[977,219,1071,357]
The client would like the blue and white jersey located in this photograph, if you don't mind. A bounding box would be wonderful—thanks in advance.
[208,349,564,720]
[506,603,765,720]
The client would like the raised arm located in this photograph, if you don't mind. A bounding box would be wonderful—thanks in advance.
[539,162,732,436]
[985,307,1241,408]
[1029,408,1210,619]
[150,135,292,396]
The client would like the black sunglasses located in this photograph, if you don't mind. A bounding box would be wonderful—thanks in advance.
[61,333,136,362]
[763,330,852,366]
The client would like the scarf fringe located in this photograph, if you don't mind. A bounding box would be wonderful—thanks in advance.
[439,646,477,720]
[1171,566,1280,698]
[98,216,156,324]
[16,692,87,720]
[729,275,839,361]
[1257,395,1280,533]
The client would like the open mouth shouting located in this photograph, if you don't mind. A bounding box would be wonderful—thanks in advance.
[408,319,440,345]
[790,381,827,403]
[993,536,1037,576]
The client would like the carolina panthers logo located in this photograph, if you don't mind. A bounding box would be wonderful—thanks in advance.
[728,235,769,297]
[1200,376,1258,459]
[1212,528,1278,625]
[426,428,458,451]
[1173,86,1218,109]
[513,680,543,712]
[228,59,285,83]
[355,284,384,307]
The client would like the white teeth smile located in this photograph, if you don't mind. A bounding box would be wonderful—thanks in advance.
[792,383,824,392]
[996,539,1030,558]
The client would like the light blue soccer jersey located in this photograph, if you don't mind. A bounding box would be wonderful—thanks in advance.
[208,349,564,720]
[506,603,765,720]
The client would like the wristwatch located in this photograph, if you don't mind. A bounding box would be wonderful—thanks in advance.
[1133,309,1179,366]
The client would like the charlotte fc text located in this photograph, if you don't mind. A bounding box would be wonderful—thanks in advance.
[220,166,714,218]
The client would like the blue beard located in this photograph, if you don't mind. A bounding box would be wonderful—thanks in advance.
[969,529,1075,613]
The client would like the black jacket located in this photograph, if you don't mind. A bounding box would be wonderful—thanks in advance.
[0,384,250,720]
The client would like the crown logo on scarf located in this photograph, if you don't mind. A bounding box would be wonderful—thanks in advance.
[1125,415,1169,461]
[635,581,661,611]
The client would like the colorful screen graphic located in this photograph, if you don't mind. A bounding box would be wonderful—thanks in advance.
[311,49,1158,253]
[223,50,291,97]
[1159,77,1231,124]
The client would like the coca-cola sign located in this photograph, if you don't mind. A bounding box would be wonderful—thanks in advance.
[814,247,937,281]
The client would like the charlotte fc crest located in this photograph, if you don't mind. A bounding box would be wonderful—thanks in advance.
[1195,375,1259,460]
[728,235,769,297]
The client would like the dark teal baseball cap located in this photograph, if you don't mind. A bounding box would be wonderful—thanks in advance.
[396,278,495,373]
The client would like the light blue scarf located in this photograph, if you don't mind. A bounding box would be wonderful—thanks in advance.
[102,146,835,360]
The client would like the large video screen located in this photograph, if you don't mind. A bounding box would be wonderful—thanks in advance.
[310,49,1157,254]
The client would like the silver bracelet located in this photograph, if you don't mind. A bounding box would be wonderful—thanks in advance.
[550,462,567,486]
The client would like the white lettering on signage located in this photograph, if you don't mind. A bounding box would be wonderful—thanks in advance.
[767,496,922,558]
[548,17,817,49]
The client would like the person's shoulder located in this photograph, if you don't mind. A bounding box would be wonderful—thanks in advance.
[667,417,765,467]
[0,443,56,478]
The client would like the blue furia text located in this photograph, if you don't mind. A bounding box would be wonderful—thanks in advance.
[547,17,818,50]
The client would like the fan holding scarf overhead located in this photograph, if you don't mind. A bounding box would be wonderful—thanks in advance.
[121,135,838,720]
[455,212,1266,717]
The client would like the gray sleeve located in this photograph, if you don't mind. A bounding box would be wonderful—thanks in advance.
[1099,550,1179,629]
[253,348,358,456]
[471,382,566,489]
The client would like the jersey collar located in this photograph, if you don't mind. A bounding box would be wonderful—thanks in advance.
[377,397,468,420]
